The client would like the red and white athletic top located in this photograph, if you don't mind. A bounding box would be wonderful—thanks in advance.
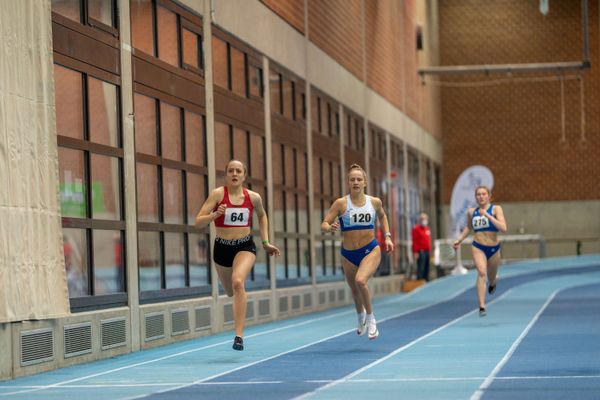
[213,187,254,228]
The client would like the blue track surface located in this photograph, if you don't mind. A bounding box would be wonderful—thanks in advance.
[1,255,599,400]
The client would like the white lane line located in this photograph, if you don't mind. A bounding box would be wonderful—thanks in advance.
[469,289,561,400]
[2,374,600,390]
[308,375,600,383]
[293,289,515,400]
[0,282,463,398]
[120,286,471,400]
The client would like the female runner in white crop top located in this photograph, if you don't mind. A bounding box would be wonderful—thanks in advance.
[321,164,394,340]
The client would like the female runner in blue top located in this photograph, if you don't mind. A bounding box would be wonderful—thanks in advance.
[321,164,394,339]
[453,186,507,316]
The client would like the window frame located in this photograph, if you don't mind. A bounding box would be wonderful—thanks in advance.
[54,55,127,310]
[133,88,212,301]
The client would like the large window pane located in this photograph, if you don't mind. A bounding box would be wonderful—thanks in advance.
[91,154,121,220]
[139,231,161,291]
[284,146,295,186]
[184,111,205,166]
[311,94,320,133]
[250,134,265,179]
[270,71,281,115]
[54,65,84,140]
[134,94,157,155]
[163,168,183,224]
[297,152,307,190]
[286,192,297,233]
[88,77,119,147]
[93,230,123,294]
[273,144,284,185]
[189,233,209,287]
[160,102,181,160]
[131,0,155,55]
[298,195,308,234]
[249,65,262,98]
[252,234,269,285]
[299,239,310,278]
[274,238,286,280]
[282,78,294,120]
[63,228,88,298]
[287,240,299,279]
[165,232,185,288]
[157,6,178,67]
[296,88,305,121]
[232,128,248,167]
[273,191,285,232]
[182,28,200,69]
[136,163,159,222]
[212,36,228,89]
[51,0,81,23]
[230,46,246,97]
[214,121,231,171]
[88,0,113,26]
[58,148,86,218]
[187,173,206,225]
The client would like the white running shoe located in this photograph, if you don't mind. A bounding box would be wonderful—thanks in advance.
[357,314,367,336]
[367,317,379,340]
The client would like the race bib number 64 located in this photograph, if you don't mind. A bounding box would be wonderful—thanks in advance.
[224,208,250,226]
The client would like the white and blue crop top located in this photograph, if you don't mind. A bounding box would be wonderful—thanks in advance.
[339,195,376,232]
[471,204,499,232]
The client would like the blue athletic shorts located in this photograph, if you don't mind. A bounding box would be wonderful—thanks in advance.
[341,239,378,267]
[472,241,501,260]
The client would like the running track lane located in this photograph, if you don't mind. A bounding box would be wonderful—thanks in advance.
[141,265,600,400]
[480,282,600,400]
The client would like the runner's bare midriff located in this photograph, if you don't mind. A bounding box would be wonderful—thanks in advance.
[473,231,498,246]
[215,226,252,240]
[343,229,375,250]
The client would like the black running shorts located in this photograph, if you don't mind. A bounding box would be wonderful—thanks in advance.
[213,235,256,268]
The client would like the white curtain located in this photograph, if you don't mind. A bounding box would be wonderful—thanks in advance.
[0,0,70,322]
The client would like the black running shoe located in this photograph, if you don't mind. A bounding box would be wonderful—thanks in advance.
[479,307,487,317]
[232,336,244,351]
[488,282,496,295]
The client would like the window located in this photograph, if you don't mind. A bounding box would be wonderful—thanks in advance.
[131,0,154,55]
[230,46,246,97]
[313,157,342,282]
[390,140,409,274]
[212,36,229,89]
[249,63,264,99]
[54,64,126,307]
[156,5,178,67]
[134,94,210,299]
[52,0,117,34]
[131,0,204,74]
[368,126,389,275]
[273,144,311,286]
[270,70,282,114]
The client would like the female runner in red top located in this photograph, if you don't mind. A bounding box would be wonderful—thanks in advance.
[196,160,280,350]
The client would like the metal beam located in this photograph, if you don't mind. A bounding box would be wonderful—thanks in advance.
[418,62,589,77]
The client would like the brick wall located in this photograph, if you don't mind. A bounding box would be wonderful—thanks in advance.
[308,0,364,79]
[261,0,305,33]
[440,0,600,203]
[257,0,439,137]
[365,0,404,110]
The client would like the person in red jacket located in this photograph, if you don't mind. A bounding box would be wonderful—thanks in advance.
[412,213,432,281]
